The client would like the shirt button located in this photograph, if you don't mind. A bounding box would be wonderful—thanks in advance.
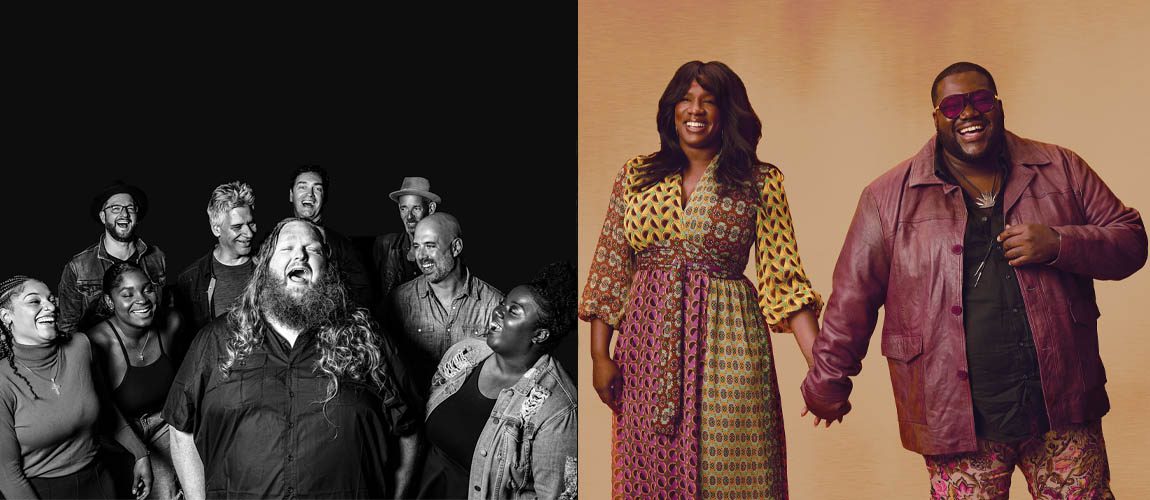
[479,449,487,457]
[957,370,969,381]
[1012,308,1020,313]
[287,454,294,462]
[951,245,963,255]
[289,391,294,398]
[951,306,963,316]
[474,485,481,492]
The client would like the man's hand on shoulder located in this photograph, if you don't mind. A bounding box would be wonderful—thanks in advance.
[998,224,1060,266]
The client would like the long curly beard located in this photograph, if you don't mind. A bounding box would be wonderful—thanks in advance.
[258,273,339,332]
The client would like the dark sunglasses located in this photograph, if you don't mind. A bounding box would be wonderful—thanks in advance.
[935,89,999,119]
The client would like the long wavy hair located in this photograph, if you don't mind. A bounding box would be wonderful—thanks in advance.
[637,60,764,192]
[219,218,387,406]
[1,276,41,399]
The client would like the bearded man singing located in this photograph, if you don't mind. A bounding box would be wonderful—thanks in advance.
[163,218,420,499]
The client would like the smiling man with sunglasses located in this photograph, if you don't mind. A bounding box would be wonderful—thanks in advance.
[801,62,1146,498]
[58,181,169,335]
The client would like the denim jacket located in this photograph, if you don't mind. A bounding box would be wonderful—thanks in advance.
[428,339,578,500]
[57,235,167,334]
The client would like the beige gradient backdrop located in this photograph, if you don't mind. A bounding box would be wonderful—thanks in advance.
[578,1,1150,498]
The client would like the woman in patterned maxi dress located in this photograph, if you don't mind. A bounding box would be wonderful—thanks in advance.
[580,61,823,499]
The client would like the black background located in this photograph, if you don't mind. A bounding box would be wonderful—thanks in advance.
[6,12,577,375]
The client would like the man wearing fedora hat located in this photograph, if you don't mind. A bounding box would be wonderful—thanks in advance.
[58,181,169,334]
[372,177,441,304]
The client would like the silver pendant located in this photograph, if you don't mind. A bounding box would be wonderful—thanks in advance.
[51,380,61,395]
[975,192,997,208]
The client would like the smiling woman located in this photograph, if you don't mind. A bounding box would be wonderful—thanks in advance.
[581,60,824,498]
[86,262,183,499]
[418,262,578,499]
[0,275,154,500]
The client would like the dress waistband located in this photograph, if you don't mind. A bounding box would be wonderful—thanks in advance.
[635,248,745,280]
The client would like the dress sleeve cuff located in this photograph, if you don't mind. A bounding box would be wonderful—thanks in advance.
[767,290,823,333]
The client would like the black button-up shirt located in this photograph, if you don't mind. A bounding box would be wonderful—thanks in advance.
[163,315,417,499]
[935,153,1050,442]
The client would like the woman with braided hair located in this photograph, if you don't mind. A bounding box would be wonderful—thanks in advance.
[0,276,153,499]
[418,262,578,500]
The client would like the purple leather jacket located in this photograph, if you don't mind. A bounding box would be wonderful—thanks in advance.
[801,132,1147,455]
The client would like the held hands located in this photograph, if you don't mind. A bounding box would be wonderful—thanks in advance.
[592,356,623,413]
[998,224,1060,266]
[800,400,850,428]
[132,455,153,500]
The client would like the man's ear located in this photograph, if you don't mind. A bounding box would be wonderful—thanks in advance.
[451,238,463,258]
[428,201,437,215]
[210,223,222,238]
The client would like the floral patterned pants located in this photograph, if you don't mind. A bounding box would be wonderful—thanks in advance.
[924,421,1113,499]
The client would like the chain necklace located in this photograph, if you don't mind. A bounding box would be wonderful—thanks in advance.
[948,163,1002,209]
[15,347,64,396]
[135,330,151,362]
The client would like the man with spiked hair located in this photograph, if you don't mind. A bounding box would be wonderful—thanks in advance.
[164,218,420,499]
[174,180,259,334]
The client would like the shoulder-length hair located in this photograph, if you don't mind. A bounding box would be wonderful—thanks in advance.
[636,60,764,191]
[220,217,388,406]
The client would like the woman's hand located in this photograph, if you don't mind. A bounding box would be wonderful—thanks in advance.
[132,455,153,500]
[592,357,622,413]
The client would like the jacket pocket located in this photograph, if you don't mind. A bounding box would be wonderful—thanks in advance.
[881,335,927,424]
[1069,299,1106,390]
[1070,299,1101,326]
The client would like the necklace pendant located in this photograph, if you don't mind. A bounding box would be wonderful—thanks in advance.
[139,353,145,361]
[51,381,60,395]
[975,192,997,209]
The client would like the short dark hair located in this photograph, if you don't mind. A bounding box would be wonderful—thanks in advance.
[931,62,998,105]
[102,261,148,296]
[289,165,329,191]
[525,262,577,350]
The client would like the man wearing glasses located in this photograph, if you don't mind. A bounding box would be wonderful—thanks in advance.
[58,181,169,334]
[801,62,1145,497]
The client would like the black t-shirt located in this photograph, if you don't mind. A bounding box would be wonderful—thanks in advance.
[210,257,253,318]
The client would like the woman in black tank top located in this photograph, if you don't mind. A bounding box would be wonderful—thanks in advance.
[87,262,183,500]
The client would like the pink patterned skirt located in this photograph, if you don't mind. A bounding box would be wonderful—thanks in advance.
[612,264,788,499]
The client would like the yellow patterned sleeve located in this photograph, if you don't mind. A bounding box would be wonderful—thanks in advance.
[578,161,636,327]
[754,165,823,333]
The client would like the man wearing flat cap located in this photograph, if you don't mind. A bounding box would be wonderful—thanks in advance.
[373,177,441,304]
[58,181,169,334]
